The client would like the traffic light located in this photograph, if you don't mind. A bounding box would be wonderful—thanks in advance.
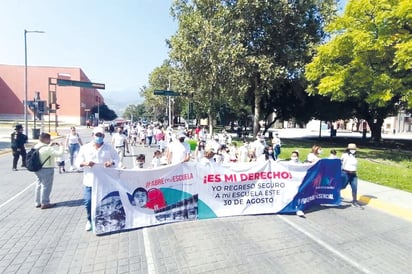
[56,104,60,110]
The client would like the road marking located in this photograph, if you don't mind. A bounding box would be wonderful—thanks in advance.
[143,227,156,274]
[278,215,372,274]
[0,183,34,209]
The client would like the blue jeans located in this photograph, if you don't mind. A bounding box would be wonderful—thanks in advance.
[342,170,358,201]
[84,186,92,222]
[69,143,80,167]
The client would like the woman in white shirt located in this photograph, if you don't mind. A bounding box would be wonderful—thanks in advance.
[341,143,360,207]
[65,127,83,171]
[306,145,322,163]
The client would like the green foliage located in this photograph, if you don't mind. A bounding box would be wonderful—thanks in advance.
[123,104,147,122]
[167,0,338,135]
[91,104,117,121]
[306,0,412,142]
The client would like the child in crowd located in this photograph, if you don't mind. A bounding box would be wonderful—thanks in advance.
[151,150,162,168]
[56,154,66,173]
[328,149,338,159]
[135,154,145,169]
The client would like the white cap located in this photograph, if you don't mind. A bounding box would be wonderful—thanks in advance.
[92,126,105,135]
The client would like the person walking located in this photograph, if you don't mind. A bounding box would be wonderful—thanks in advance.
[111,126,129,168]
[34,133,64,209]
[272,133,281,160]
[75,126,120,231]
[65,126,83,171]
[341,143,360,207]
[11,124,28,171]
[167,133,191,164]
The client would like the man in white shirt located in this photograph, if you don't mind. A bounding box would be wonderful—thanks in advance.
[167,133,191,164]
[75,126,121,231]
[111,127,129,167]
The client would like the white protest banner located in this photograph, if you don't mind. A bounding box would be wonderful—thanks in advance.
[91,159,342,235]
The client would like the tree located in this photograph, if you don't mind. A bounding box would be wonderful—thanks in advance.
[169,0,247,135]
[123,104,148,122]
[169,0,337,136]
[226,0,338,136]
[91,103,117,121]
[305,0,412,142]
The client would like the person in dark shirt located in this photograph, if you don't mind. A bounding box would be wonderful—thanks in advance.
[11,124,28,171]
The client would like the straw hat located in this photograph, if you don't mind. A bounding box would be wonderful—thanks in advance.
[347,143,357,150]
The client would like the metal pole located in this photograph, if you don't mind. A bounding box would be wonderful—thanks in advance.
[23,29,45,137]
[168,77,171,126]
[24,30,28,137]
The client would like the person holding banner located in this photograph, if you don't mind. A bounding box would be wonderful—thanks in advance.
[341,143,360,207]
[306,145,322,163]
[75,126,121,231]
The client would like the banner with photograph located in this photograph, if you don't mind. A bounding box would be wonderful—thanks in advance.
[92,159,342,235]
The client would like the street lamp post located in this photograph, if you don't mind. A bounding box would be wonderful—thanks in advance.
[24,29,45,137]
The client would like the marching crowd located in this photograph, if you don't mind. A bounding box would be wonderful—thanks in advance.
[10,122,359,230]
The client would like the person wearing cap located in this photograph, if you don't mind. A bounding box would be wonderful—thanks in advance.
[341,143,360,207]
[75,126,121,231]
[10,124,28,171]
[166,133,191,164]
[33,133,64,209]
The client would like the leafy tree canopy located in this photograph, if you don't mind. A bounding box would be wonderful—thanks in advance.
[305,0,412,142]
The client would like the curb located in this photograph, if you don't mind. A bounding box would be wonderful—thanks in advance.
[341,188,412,222]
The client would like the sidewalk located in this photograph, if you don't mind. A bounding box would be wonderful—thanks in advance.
[341,180,412,222]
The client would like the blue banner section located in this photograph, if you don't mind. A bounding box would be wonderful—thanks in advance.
[279,159,342,213]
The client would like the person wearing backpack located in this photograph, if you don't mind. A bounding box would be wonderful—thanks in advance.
[33,133,64,209]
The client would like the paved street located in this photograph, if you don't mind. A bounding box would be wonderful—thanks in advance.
[0,126,411,273]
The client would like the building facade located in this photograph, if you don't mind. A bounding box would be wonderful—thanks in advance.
[0,64,104,126]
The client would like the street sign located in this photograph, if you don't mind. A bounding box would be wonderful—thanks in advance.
[154,90,180,96]
[56,79,106,89]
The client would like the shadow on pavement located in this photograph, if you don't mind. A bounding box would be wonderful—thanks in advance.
[57,199,84,208]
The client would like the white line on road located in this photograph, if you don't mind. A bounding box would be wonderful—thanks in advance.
[0,183,34,209]
[143,227,156,274]
[278,215,372,274]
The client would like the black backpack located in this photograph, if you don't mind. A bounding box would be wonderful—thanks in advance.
[26,146,50,172]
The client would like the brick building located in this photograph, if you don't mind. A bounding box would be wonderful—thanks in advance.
[0,64,104,126]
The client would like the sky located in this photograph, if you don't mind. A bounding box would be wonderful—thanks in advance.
[0,0,347,110]
[0,0,177,104]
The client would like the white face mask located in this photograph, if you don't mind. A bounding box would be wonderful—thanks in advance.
[350,150,356,154]
[291,156,298,162]
[318,149,322,154]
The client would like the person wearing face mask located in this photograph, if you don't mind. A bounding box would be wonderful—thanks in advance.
[135,154,146,169]
[75,126,120,231]
[341,143,360,207]
[289,150,301,163]
[306,145,322,163]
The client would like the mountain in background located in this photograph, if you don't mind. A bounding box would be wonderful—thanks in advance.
[102,89,143,117]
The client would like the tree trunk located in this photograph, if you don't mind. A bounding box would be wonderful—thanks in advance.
[368,117,384,144]
[253,79,261,137]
